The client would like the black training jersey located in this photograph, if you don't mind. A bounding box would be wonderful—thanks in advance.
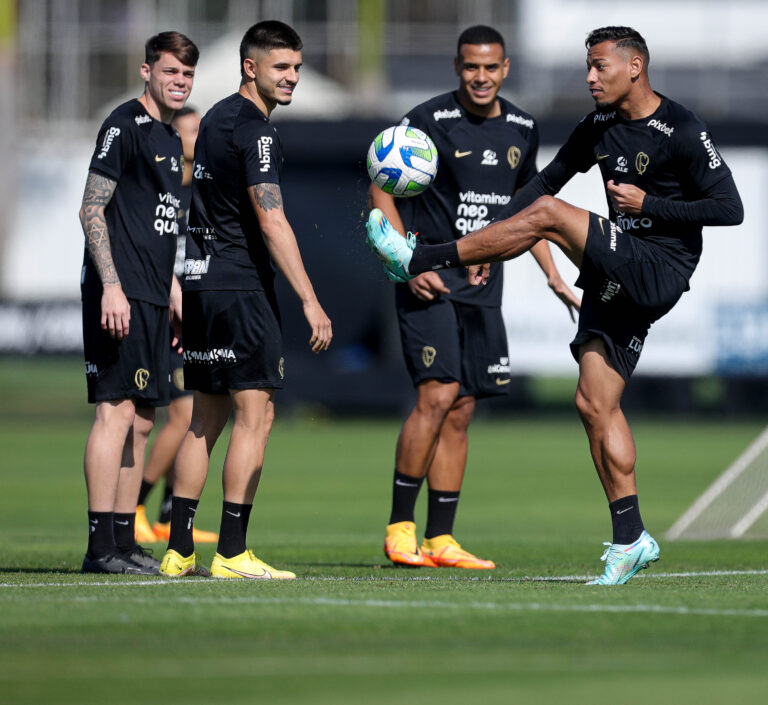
[395,91,539,306]
[82,99,183,306]
[542,94,734,280]
[183,93,282,293]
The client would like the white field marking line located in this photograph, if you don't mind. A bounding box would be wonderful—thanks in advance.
[1,568,768,590]
[26,593,768,619]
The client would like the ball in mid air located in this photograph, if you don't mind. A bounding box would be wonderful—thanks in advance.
[366,125,438,197]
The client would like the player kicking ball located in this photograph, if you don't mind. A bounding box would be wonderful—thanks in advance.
[367,26,743,584]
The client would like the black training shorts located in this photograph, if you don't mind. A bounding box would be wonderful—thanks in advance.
[396,287,511,398]
[82,296,170,406]
[182,289,284,394]
[570,212,689,382]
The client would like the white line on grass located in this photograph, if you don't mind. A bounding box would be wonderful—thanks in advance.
[1,568,768,590]
[12,592,768,619]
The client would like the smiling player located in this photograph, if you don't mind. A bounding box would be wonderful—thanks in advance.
[369,26,579,570]
[79,32,198,574]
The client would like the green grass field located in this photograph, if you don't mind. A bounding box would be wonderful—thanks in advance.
[2,357,768,704]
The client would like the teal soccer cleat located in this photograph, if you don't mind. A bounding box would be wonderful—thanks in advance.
[586,530,660,585]
[365,208,416,282]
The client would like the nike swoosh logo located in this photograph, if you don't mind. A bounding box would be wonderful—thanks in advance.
[155,155,166,162]
[89,520,98,525]
[114,520,130,525]
[454,150,472,158]
[226,567,271,579]
[616,507,634,515]
[395,479,420,487]
[495,378,511,386]
[596,154,610,161]
[598,217,606,234]
[437,497,459,503]
[226,511,241,518]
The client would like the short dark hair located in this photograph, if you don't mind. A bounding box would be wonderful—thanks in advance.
[586,26,649,67]
[145,31,199,67]
[239,20,303,77]
[172,106,198,122]
[457,25,505,56]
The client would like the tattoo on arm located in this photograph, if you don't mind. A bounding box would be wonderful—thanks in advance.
[79,173,120,286]
[249,183,283,212]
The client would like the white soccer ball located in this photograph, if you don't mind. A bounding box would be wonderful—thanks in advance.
[366,125,438,197]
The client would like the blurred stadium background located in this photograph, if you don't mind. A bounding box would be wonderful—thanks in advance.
[1,0,767,416]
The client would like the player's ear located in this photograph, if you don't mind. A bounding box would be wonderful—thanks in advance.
[454,56,462,77]
[502,56,510,79]
[139,62,151,83]
[629,55,643,82]
[242,57,257,80]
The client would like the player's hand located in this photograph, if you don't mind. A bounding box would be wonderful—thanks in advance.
[101,284,130,339]
[169,275,183,351]
[468,263,490,286]
[303,299,332,353]
[548,274,581,322]
[606,180,646,215]
[408,272,450,301]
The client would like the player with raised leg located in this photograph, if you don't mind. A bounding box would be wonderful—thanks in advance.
[79,32,198,574]
[159,21,332,579]
[367,26,743,584]
[370,26,580,570]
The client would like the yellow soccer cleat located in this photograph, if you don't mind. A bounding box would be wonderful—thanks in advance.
[210,550,296,580]
[420,535,495,570]
[134,505,159,543]
[384,521,436,567]
[158,549,210,577]
[152,521,219,544]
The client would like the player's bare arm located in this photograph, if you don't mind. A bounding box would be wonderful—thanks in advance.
[368,183,450,301]
[529,240,581,321]
[248,182,332,352]
[79,173,131,339]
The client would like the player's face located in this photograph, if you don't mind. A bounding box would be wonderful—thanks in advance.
[586,41,634,109]
[249,48,302,107]
[172,112,200,161]
[455,43,509,110]
[141,51,195,115]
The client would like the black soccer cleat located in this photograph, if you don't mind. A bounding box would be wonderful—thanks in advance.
[122,544,161,573]
[81,551,158,575]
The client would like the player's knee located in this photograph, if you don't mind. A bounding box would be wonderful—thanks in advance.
[416,384,459,422]
[446,397,475,432]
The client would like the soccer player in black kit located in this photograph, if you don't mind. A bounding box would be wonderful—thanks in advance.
[78,32,199,574]
[367,26,743,584]
[159,21,332,580]
[371,26,580,570]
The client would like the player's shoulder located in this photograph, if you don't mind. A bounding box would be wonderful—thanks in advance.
[497,97,537,131]
[99,99,153,133]
[652,95,707,139]
[404,92,462,126]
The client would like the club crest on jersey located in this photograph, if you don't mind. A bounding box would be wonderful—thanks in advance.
[635,152,650,175]
[507,146,521,169]
[422,346,436,368]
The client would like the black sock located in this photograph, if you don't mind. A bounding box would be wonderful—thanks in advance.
[609,494,644,545]
[137,480,154,506]
[389,469,424,525]
[113,513,136,552]
[409,241,460,276]
[424,489,460,539]
[158,483,173,523]
[167,496,199,557]
[216,501,253,559]
[87,511,115,557]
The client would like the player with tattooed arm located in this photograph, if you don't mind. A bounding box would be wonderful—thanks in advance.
[159,21,332,579]
[79,31,198,574]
